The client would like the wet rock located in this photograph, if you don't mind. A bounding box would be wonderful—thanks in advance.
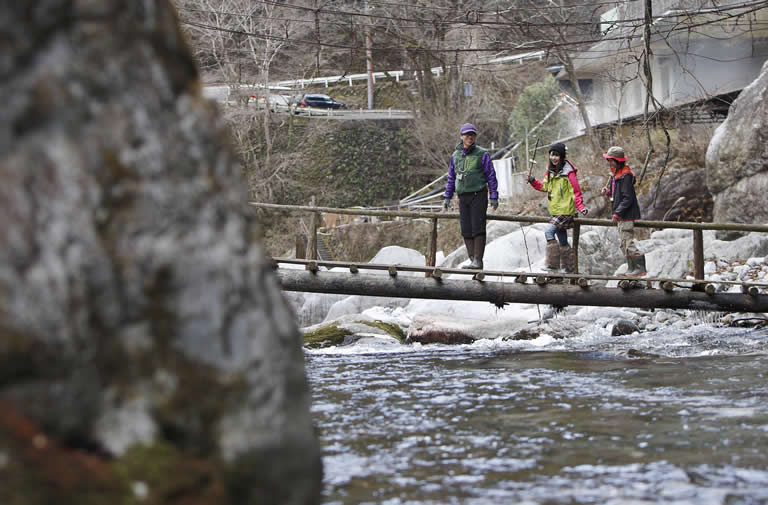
[685,469,712,486]
[504,328,541,341]
[407,327,475,345]
[611,319,640,336]
[627,349,661,358]
[0,2,321,503]
[716,230,747,241]
[303,322,354,348]
[304,315,407,347]
[342,334,365,346]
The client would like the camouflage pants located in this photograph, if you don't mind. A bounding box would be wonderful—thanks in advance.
[617,220,640,256]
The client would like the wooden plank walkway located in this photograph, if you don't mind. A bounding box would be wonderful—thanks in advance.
[251,202,768,312]
[274,259,768,313]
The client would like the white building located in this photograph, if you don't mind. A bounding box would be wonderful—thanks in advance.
[559,0,768,126]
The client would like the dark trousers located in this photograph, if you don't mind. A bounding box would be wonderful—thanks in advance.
[458,191,488,238]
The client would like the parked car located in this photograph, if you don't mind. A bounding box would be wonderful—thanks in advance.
[296,94,346,111]
[250,93,293,112]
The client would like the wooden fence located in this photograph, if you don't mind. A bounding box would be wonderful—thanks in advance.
[249,202,768,281]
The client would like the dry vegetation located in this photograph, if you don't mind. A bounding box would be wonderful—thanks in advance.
[175,0,728,256]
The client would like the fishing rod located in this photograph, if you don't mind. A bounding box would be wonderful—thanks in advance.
[526,137,540,180]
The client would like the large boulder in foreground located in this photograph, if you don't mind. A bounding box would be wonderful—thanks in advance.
[706,60,768,224]
[0,2,321,504]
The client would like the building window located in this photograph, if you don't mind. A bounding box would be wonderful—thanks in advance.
[657,57,672,101]
[559,79,594,101]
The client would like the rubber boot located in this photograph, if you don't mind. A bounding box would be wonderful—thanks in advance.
[544,240,560,271]
[469,234,486,270]
[559,244,574,273]
[626,254,647,277]
[619,256,634,277]
[461,237,475,269]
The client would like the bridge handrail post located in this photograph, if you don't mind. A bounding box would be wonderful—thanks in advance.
[426,217,438,278]
[572,223,581,275]
[295,234,306,259]
[309,196,319,260]
[693,228,705,280]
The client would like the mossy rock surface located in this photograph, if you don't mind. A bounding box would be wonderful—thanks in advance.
[503,328,541,341]
[303,318,408,347]
[360,320,406,343]
[114,442,227,504]
[303,322,352,348]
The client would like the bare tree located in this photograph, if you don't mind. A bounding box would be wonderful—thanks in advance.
[496,0,605,156]
[176,0,305,168]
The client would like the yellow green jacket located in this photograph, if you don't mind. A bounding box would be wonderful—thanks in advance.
[529,161,586,216]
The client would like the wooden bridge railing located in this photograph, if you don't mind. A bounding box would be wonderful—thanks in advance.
[249,201,768,281]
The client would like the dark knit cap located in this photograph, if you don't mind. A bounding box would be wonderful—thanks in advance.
[549,142,566,158]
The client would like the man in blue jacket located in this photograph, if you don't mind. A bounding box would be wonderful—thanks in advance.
[443,123,499,270]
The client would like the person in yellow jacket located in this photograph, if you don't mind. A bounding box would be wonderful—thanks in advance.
[528,143,588,273]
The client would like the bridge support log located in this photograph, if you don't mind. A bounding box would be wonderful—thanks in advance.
[277,270,768,313]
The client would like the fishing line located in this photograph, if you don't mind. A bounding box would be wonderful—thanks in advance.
[519,223,541,323]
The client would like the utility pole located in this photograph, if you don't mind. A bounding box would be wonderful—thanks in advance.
[365,0,373,109]
[366,32,374,109]
[365,34,373,110]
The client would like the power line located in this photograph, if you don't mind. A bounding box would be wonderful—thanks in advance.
[176,0,768,42]
[177,5,602,29]
[177,0,644,19]
[338,0,643,14]
[178,3,768,55]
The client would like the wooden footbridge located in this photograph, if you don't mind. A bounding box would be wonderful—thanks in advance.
[250,202,768,313]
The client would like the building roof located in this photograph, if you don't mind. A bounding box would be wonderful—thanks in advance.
[562,3,768,75]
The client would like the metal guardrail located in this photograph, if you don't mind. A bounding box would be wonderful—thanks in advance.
[275,70,407,89]
[293,107,413,119]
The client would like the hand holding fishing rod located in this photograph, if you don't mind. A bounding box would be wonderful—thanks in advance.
[600,175,612,198]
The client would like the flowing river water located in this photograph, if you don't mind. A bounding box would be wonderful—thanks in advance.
[306,321,768,504]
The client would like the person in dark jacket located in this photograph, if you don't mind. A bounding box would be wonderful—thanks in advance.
[443,123,499,270]
[601,146,646,276]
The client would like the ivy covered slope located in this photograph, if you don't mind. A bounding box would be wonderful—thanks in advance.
[299,121,431,208]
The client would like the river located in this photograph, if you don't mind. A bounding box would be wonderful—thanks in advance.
[306,320,768,504]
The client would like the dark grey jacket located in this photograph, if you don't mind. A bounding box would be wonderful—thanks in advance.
[610,166,642,220]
